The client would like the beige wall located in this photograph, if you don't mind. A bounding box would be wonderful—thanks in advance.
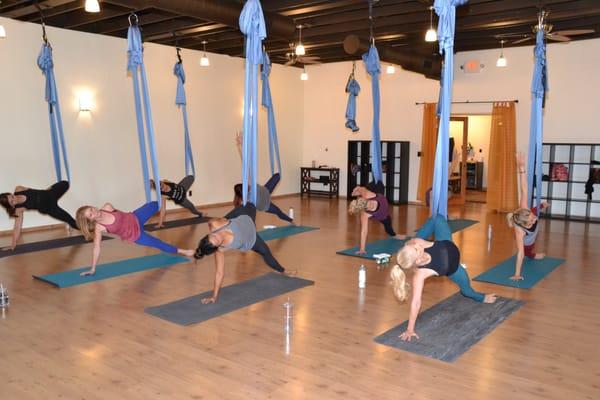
[0,17,304,231]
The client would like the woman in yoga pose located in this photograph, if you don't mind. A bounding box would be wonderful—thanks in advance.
[150,175,203,228]
[76,201,194,276]
[349,181,399,254]
[1,181,78,250]
[390,214,497,341]
[194,202,296,304]
[233,132,293,223]
[506,152,549,281]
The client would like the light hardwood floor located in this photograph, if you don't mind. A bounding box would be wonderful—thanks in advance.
[0,196,598,400]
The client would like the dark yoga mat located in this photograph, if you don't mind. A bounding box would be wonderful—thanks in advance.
[337,218,478,260]
[145,273,314,326]
[258,225,318,241]
[33,253,189,288]
[374,293,524,362]
[145,216,209,231]
[0,235,113,259]
[474,255,565,289]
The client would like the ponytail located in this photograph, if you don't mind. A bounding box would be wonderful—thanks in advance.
[390,265,409,302]
[506,212,515,228]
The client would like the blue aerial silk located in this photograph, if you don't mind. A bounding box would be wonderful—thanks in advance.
[527,29,548,215]
[239,0,266,205]
[37,43,71,182]
[127,23,162,208]
[362,45,383,183]
[260,51,282,176]
[430,0,468,218]
[173,60,196,177]
[345,76,360,132]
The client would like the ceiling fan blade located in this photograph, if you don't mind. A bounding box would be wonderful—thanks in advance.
[284,59,295,66]
[547,34,571,42]
[512,36,533,44]
[302,60,321,65]
[495,33,529,39]
[552,29,595,36]
[298,56,320,61]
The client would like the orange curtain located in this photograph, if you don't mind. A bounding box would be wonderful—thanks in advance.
[487,102,518,212]
[417,103,438,202]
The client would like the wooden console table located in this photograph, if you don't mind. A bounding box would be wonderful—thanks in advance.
[300,167,339,198]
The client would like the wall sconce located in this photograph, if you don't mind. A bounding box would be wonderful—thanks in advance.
[84,0,100,13]
[78,93,94,112]
[0,24,6,38]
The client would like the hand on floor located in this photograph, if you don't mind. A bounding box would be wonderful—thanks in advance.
[1,245,16,251]
[534,253,546,260]
[201,296,217,304]
[509,275,524,281]
[356,249,367,255]
[80,269,95,277]
[399,330,419,341]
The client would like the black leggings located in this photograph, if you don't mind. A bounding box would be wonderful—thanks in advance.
[223,203,285,273]
[42,181,78,230]
[380,216,396,237]
[176,175,203,217]
[366,180,385,195]
[263,173,292,223]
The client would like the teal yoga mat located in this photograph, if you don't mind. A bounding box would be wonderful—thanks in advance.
[473,255,565,289]
[258,225,318,241]
[337,219,478,260]
[33,253,189,288]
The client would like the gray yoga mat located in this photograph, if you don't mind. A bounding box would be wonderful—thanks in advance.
[374,293,524,362]
[0,235,113,259]
[145,216,209,231]
[145,273,314,326]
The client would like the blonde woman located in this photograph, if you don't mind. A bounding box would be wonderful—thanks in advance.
[390,214,497,341]
[76,201,194,276]
[507,152,549,281]
[349,181,399,255]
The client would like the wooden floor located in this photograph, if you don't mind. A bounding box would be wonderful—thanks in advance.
[1,196,599,400]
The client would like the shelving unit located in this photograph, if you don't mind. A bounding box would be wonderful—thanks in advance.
[347,140,410,204]
[535,143,600,223]
[300,167,339,198]
[464,161,484,190]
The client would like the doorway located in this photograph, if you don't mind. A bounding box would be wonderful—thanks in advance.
[449,115,491,204]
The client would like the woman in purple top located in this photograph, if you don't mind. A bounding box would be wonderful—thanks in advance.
[76,201,194,276]
[349,181,399,255]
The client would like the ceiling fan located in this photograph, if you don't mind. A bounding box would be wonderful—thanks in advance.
[283,52,321,66]
[496,10,595,45]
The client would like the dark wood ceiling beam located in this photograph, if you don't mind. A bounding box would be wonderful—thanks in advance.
[1,0,73,18]
[39,4,132,30]
[155,29,240,46]
[145,22,228,42]
[83,12,178,35]
[22,0,82,22]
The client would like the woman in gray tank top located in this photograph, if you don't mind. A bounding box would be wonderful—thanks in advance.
[507,153,549,281]
[194,203,297,304]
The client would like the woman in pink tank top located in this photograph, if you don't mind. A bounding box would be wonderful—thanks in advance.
[76,201,194,276]
[348,181,401,255]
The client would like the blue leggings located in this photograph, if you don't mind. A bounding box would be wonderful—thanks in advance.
[416,214,484,302]
[132,202,177,254]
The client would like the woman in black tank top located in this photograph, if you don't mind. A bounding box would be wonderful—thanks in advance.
[150,175,203,228]
[390,215,497,341]
[0,181,78,251]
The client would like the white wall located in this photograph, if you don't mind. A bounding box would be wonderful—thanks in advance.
[303,37,600,201]
[0,17,303,231]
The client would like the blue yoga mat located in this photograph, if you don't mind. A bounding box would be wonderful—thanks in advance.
[337,219,478,260]
[473,256,565,289]
[33,253,189,288]
[258,225,318,241]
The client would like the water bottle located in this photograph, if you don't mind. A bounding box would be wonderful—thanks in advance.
[358,265,366,288]
[0,284,9,308]
[283,297,293,332]
[289,207,294,220]
[487,224,493,240]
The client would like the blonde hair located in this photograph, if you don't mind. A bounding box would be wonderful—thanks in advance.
[76,206,96,241]
[506,208,532,228]
[348,197,368,215]
[390,246,417,302]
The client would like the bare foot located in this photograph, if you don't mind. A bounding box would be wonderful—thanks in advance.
[484,294,498,303]
[180,249,195,257]
[283,270,297,277]
[394,234,407,240]
[534,253,546,260]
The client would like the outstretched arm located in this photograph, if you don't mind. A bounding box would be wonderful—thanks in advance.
[516,152,528,209]
[3,210,24,251]
[157,196,167,227]
[81,228,104,276]
[102,203,115,212]
[202,251,225,304]
[400,271,426,341]
[357,211,370,254]
[511,228,526,281]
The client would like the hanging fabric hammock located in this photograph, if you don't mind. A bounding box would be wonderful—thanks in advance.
[362,44,383,184]
[429,0,468,218]
[239,0,266,205]
[260,51,282,177]
[173,50,196,177]
[127,15,162,208]
[527,28,548,214]
[37,35,71,182]
[345,63,360,132]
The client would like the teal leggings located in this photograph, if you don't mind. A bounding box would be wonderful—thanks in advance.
[416,215,485,302]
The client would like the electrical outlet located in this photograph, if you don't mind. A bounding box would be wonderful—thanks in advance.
[189,191,192,197]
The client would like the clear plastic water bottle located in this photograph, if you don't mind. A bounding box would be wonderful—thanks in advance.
[289,207,294,220]
[0,284,9,308]
[358,265,366,288]
[487,224,493,240]
[283,297,293,332]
